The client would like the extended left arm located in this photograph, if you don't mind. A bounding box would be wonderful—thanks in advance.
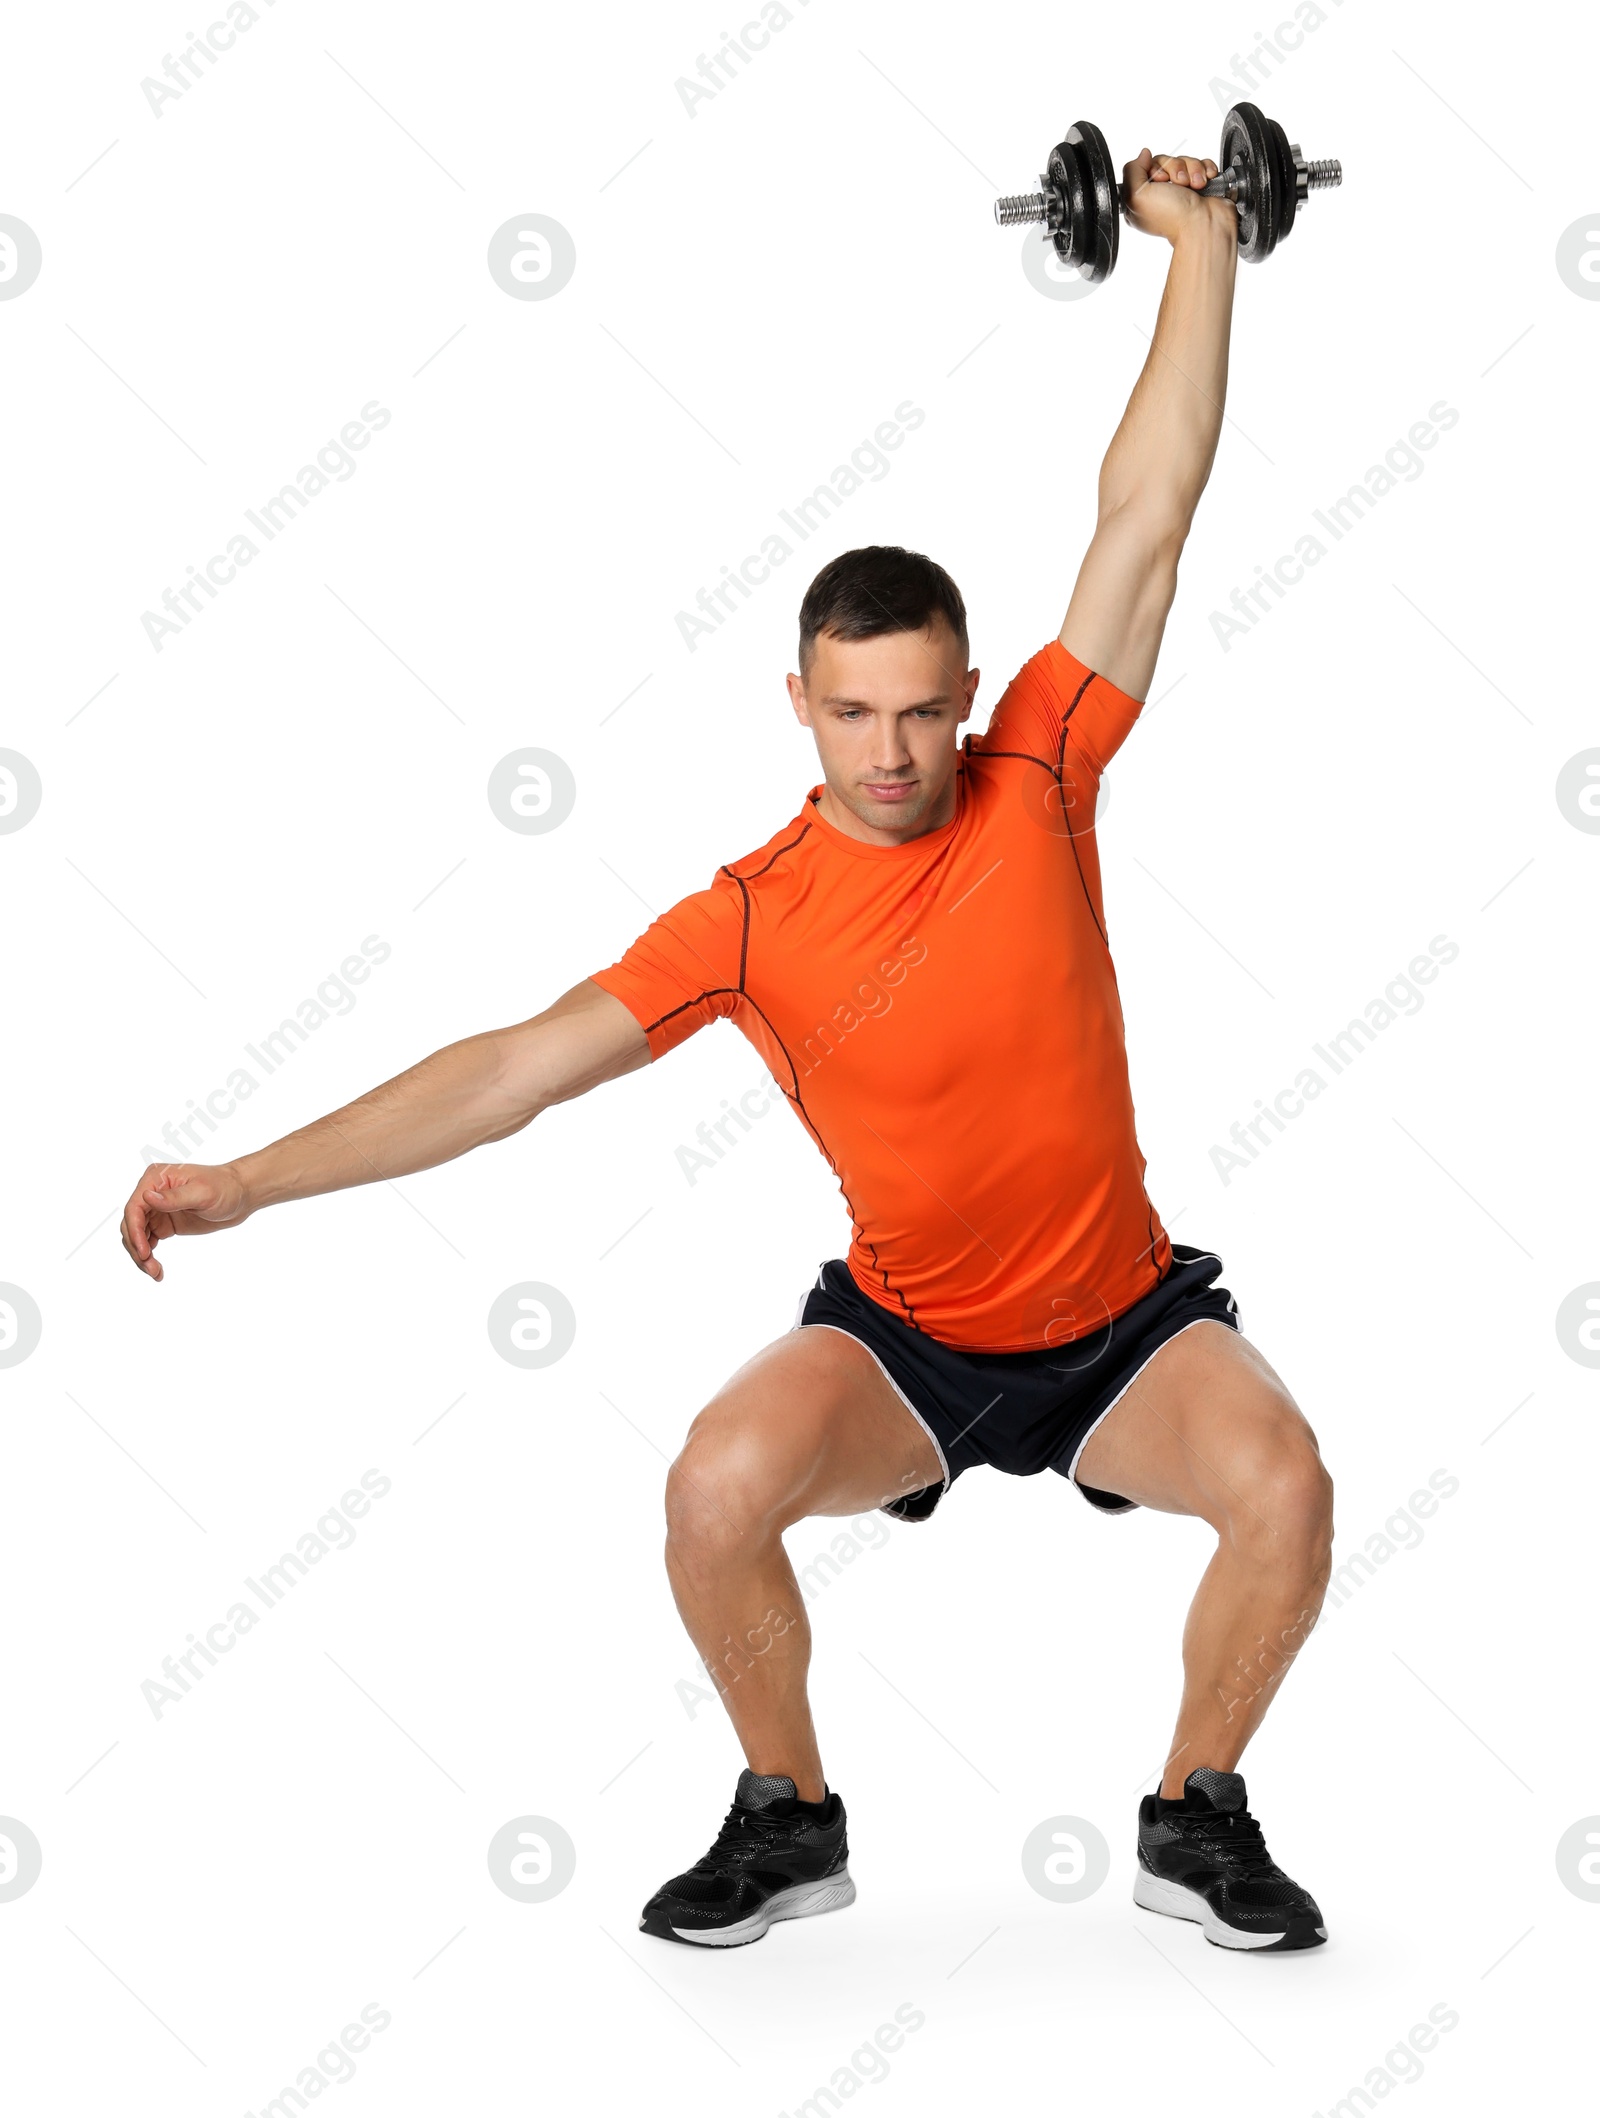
[1061,150,1239,699]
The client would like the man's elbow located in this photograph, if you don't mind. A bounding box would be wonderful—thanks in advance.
[1095,497,1190,575]
[486,999,649,1127]
[475,1025,556,1136]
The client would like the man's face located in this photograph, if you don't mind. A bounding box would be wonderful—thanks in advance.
[787,621,979,842]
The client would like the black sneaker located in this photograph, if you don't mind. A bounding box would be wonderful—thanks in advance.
[638,1768,855,1948]
[1134,1767,1326,1951]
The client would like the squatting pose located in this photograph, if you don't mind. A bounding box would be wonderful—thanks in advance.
[121,149,1335,1953]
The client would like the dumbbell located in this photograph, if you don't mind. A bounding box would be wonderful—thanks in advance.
[993,119,1120,284]
[1199,102,1342,263]
[993,104,1342,276]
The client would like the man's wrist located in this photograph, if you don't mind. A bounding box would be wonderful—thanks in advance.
[227,1153,272,1217]
[1171,212,1238,264]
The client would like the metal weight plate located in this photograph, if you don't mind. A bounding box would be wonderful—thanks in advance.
[1066,118,1119,283]
[1041,142,1069,244]
[1048,133,1090,273]
[1216,106,1252,253]
[1266,114,1298,249]
[1045,139,1080,265]
[1221,101,1278,263]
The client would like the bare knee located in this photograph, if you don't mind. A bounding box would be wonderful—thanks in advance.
[664,1413,793,1567]
[1224,1420,1334,1577]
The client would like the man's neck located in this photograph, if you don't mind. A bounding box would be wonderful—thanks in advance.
[814,763,962,849]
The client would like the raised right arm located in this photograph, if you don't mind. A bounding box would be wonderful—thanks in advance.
[119,980,649,1281]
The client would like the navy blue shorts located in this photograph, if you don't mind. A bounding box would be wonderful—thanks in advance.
[795,1244,1239,1521]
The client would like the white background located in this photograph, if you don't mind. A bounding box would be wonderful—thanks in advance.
[3,1,1596,2111]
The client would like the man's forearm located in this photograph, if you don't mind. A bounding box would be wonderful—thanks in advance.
[119,982,649,1277]
[229,1029,537,1211]
[1099,218,1238,533]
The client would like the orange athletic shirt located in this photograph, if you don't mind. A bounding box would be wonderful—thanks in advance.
[590,640,1172,1351]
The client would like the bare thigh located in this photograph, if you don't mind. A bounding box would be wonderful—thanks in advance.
[1075,1320,1329,1532]
[674,1323,944,1530]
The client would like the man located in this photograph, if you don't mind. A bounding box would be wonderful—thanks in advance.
[120,148,1334,1955]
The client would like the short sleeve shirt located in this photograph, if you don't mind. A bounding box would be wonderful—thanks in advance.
[590,641,1170,1351]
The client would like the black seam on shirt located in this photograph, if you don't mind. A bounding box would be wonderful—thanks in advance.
[1146,1202,1167,1292]
[644,988,740,1035]
[1054,763,1107,948]
[721,824,811,997]
[729,822,812,883]
[737,989,920,1332]
[974,746,1057,770]
[721,870,752,992]
[1055,669,1096,777]
[1065,821,1108,947]
[1043,672,1109,948]
[1063,830,1110,948]
[633,830,917,1330]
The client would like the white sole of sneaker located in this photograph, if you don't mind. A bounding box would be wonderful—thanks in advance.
[1132,1868,1284,1950]
[670,1869,857,1947]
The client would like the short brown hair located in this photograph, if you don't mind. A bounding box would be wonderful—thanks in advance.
[798,545,968,674]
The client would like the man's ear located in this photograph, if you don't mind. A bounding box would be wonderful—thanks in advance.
[958,666,981,723]
[786,671,813,727]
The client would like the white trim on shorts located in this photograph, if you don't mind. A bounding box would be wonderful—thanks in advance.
[790,1259,1238,1522]
[789,1270,823,1332]
[1063,1298,1241,1501]
[789,1272,951,1517]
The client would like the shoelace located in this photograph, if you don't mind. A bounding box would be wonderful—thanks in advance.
[698,1803,801,1872]
[1175,1807,1279,1877]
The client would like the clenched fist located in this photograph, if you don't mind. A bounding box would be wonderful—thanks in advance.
[1122,149,1233,245]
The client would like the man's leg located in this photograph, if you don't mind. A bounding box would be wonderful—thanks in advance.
[664,1325,943,1802]
[1074,1319,1335,1796]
